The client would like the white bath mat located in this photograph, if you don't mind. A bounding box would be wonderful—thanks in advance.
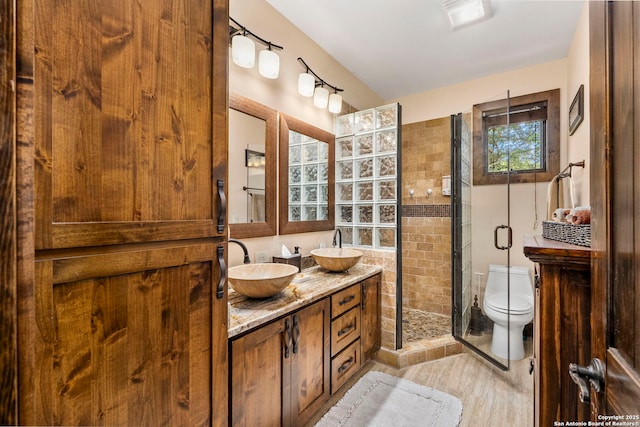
[315,371,463,427]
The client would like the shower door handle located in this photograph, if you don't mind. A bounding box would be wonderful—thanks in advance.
[494,225,512,250]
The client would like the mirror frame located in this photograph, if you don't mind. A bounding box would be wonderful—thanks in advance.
[279,113,335,235]
[229,93,277,239]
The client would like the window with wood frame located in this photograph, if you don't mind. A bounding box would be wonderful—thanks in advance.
[472,89,560,185]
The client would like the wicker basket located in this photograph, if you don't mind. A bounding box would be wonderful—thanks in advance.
[542,221,591,247]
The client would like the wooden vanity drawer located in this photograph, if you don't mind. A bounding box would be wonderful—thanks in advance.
[331,339,361,394]
[331,306,361,357]
[331,284,361,319]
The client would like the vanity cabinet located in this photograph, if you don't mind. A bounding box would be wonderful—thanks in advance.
[361,274,382,361]
[523,235,592,427]
[330,284,362,394]
[229,269,382,426]
[230,299,330,427]
[328,273,382,394]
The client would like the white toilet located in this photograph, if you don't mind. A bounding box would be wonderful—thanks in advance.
[482,264,534,360]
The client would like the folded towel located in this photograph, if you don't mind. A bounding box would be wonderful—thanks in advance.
[546,176,565,220]
[552,208,571,222]
[546,174,577,220]
[566,206,591,225]
[567,176,576,209]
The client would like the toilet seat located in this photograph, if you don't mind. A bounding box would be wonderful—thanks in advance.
[485,292,532,314]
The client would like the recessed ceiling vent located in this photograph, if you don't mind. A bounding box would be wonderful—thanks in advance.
[441,0,491,30]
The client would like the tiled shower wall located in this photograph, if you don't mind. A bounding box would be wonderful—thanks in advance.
[401,118,452,317]
[359,249,397,350]
[366,117,453,351]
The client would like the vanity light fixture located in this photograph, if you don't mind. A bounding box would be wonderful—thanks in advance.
[297,57,344,113]
[230,17,283,78]
[313,84,329,109]
[231,31,255,68]
[328,91,343,114]
[298,72,315,97]
[259,45,280,79]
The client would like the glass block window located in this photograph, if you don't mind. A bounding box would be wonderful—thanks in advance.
[335,103,399,249]
[288,131,330,221]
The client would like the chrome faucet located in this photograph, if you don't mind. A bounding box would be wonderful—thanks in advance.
[332,229,342,248]
[229,238,251,264]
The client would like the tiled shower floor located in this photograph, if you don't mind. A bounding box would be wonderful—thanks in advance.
[402,308,451,345]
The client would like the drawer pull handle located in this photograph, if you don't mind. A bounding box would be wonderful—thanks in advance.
[284,318,292,359]
[216,246,226,299]
[292,315,300,354]
[217,179,226,234]
[337,356,354,374]
[337,323,355,337]
[339,295,355,306]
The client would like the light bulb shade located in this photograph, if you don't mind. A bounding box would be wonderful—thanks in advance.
[328,93,343,114]
[259,49,279,79]
[313,86,329,109]
[231,35,255,68]
[298,72,315,97]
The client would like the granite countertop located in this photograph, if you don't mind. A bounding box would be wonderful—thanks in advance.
[228,263,383,338]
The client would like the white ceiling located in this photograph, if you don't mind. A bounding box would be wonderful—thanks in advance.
[266,0,585,100]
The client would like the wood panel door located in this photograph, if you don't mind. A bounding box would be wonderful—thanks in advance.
[21,241,225,426]
[14,0,230,425]
[32,0,228,250]
[590,0,640,416]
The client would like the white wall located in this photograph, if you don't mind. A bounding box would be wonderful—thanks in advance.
[228,0,384,266]
[566,3,590,207]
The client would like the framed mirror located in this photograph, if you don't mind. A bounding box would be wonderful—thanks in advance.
[279,113,335,235]
[229,93,277,238]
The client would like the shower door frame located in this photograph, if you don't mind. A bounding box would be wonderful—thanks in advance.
[451,109,512,371]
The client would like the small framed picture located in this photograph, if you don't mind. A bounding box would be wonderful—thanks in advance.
[569,84,584,136]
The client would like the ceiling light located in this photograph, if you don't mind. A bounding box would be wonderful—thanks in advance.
[441,0,490,30]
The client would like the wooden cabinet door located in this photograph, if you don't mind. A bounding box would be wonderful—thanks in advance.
[289,299,330,427]
[21,241,225,426]
[361,274,381,361]
[231,319,286,427]
[590,0,640,415]
[231,299,330,427]
[31,0,228,250]
[16,0,230,425]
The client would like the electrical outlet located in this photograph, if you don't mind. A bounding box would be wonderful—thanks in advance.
[255,251,270,263]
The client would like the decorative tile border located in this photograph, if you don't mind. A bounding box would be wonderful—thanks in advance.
[402,204,451,218]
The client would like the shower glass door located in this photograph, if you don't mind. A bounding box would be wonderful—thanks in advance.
[452,91,512,370]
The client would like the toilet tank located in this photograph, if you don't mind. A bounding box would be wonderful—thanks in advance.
[485,264,533,301]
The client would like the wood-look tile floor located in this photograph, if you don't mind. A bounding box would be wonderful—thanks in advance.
[309,346,534,426]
